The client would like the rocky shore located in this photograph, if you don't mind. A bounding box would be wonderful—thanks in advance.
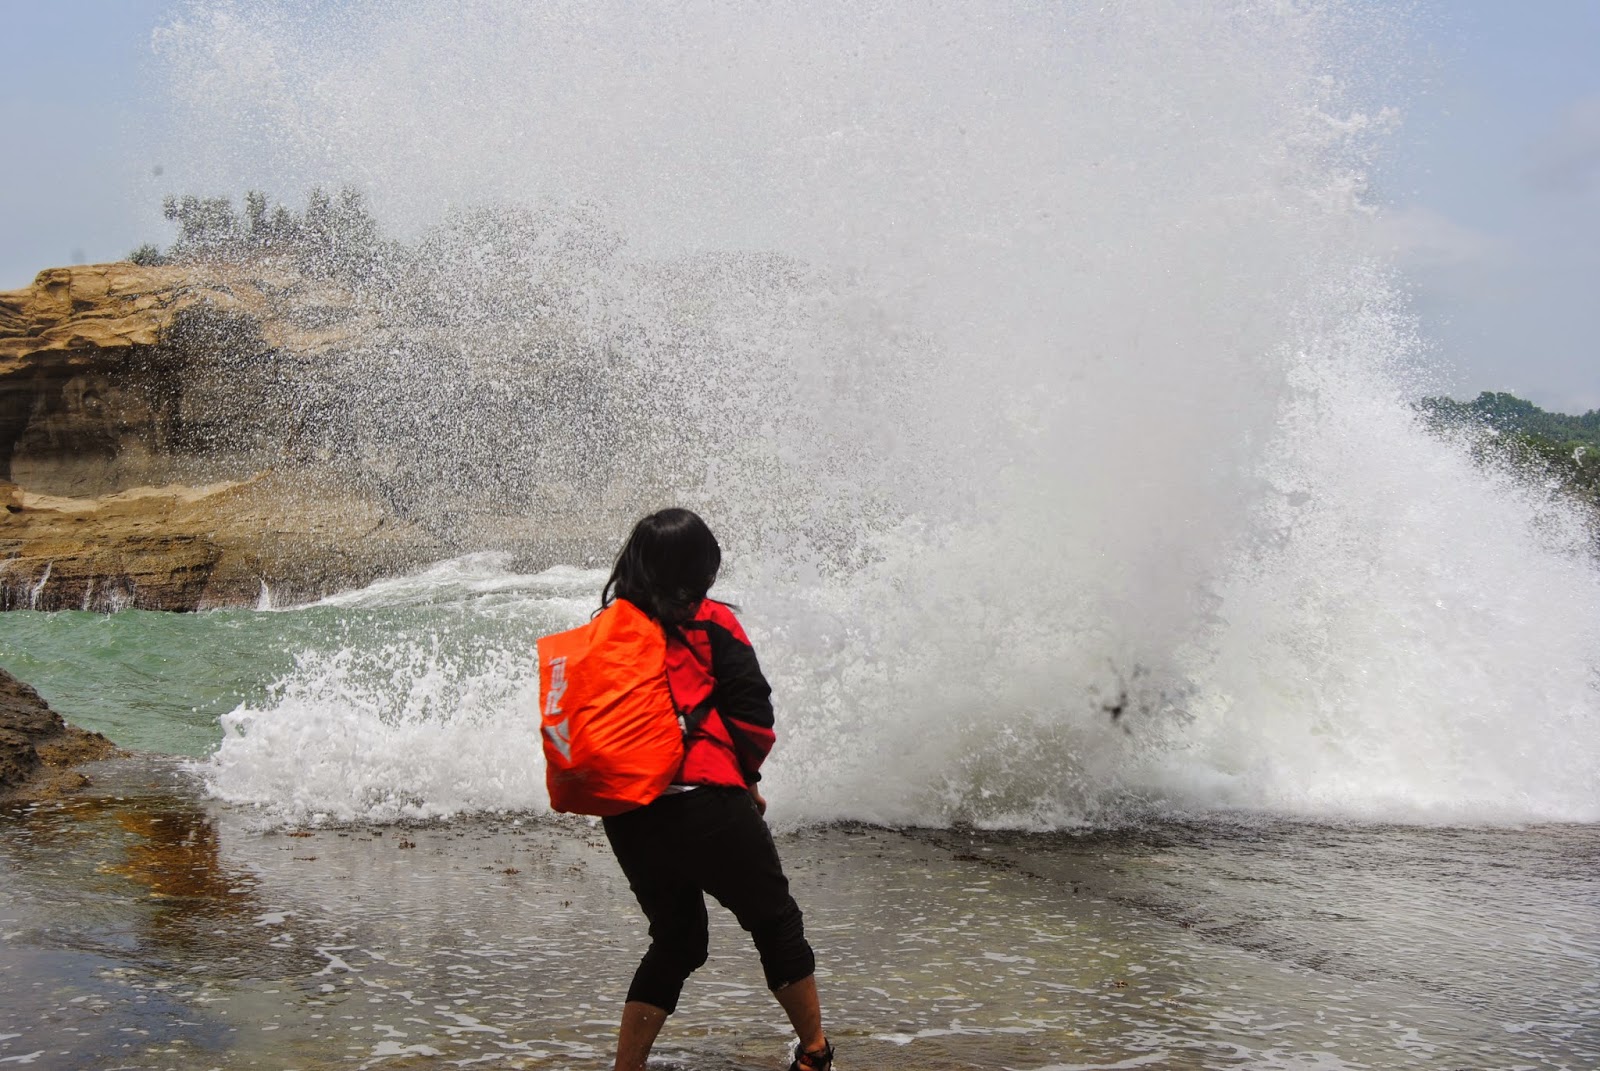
[0,666,116,800]
[1,260,617,612]
[0,262,432,610]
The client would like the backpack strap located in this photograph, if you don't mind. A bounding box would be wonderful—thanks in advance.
[658,622,715,743]
[679,695,716,740]
[662,616,768,784]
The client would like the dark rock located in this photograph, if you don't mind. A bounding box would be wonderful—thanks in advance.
[0,666,116,797]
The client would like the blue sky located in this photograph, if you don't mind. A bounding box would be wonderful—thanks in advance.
[1,1,168,278]
[1378,1,1600,411]
[2,1,1597,410]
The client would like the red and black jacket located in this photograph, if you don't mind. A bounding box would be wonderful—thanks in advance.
[662,599,775,788]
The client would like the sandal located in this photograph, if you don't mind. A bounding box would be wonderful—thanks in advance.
[789,1037,834,1071]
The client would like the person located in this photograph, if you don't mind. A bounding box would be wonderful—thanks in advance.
[597,508,833,1071]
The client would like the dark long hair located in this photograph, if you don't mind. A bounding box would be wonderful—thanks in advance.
[602,508,722,624]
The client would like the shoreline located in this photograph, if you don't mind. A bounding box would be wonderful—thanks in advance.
[2,753,1593,1070]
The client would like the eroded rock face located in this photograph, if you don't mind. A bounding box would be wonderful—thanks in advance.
[0,260,633,610]
[0,263,452,609]
[0,666,116,797]
[0,473,456,611]
[0,262,365,495]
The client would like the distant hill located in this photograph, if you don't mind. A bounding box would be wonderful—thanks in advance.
[1420,391,1600,450]
[1419,391,1600,504]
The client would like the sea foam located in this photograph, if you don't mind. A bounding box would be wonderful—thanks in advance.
[170,2,1600,826]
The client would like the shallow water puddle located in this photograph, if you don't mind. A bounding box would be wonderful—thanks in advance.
[2,758,1595,1069]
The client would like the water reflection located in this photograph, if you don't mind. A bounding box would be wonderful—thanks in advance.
[2,759,1597,1069]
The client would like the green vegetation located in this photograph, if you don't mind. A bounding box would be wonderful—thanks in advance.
[1419,391,1600,505]
[127,242,167,266]
[128,186,385,280]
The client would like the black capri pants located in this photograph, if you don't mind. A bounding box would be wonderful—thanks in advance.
[602,785,816,1014]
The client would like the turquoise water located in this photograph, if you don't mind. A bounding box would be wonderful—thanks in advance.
[0,607,292,757]
[0,558,585,760]
[0,604,539,757]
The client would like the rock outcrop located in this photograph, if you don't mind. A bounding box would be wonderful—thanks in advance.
[0,261,383,495]
[0,666,116,798]
[0,473,449,611]
[0,260,614,610]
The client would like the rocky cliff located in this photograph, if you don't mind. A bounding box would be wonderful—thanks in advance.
[0,260,614,611]
[1,262,362,494]
[0,472,448,610]
[0,262,444,609]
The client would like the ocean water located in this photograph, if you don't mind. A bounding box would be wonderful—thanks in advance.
[1,549,1594,829]
[3,0,1600,1065]
[2,566,1599,1068]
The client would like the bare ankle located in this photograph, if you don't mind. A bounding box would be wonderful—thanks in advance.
[791,1036,834,1071]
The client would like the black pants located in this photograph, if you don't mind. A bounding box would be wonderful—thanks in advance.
[602,786,816,1014]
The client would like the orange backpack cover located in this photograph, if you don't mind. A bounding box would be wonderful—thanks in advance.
[537,599,685,816]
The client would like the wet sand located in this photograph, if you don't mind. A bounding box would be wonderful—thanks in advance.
[1,756,1595,1070]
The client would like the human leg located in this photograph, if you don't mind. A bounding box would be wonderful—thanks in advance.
[614,1001,668,1071]
[774,973,827,1056]
[690,790,828,1057]
[623,882,710,1010]
[603,802,713,1067]
[697,793,816,989]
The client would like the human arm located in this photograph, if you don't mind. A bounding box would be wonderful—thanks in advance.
[703,606,777,785]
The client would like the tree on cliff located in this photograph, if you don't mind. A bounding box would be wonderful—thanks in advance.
[139,186,385,281]
[300,186,382,277]
[162,194,243,253]
[128,243,167,266]
[243,190,271,243]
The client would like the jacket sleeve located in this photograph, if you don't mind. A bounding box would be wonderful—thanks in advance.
[705,613,776,783]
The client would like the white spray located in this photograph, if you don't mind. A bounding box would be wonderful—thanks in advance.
[163,1,1600,825]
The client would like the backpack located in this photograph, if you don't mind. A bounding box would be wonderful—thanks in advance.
[536,599,690,816]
